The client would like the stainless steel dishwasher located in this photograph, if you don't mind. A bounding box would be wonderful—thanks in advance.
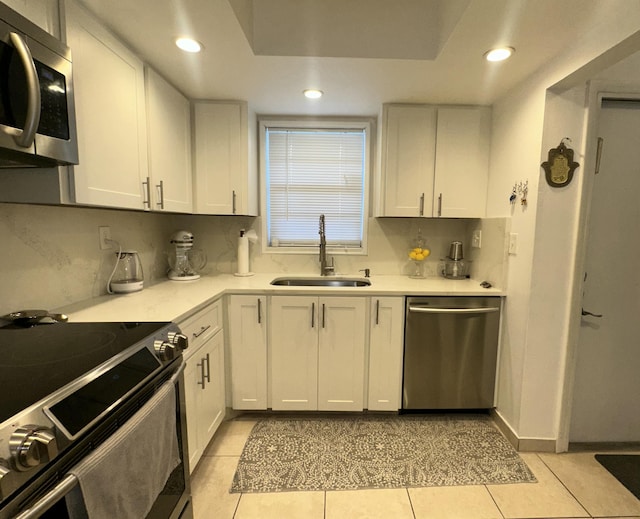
[402,296,501,410]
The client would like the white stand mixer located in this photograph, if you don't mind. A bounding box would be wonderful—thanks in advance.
[168,230,205,281]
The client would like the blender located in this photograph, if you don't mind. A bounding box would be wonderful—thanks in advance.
[168,230,206,281]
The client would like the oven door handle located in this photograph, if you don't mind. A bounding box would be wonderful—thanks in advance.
[170,358,186,384]
[14,474,78,519]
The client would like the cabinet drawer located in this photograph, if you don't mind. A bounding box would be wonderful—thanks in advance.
[179,300,222,356]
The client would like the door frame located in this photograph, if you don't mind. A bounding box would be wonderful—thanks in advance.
[557,86,640,452]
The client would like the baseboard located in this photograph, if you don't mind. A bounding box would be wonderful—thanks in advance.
[569,441,640,452]
[490,409,557,453]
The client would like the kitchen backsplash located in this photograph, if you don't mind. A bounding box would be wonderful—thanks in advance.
[0,202,508,314]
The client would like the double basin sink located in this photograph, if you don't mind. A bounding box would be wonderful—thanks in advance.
[270,276,371,287]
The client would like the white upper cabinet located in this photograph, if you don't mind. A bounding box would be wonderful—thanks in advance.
[3,0,60,37]
[380,104,491,218]
[381,104,437,217]
[66,0,148,209]
[193,101,258,215]
[434,106,491,218]
[145,68,193,213]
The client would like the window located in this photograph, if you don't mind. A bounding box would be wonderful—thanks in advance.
[259,118,370,253]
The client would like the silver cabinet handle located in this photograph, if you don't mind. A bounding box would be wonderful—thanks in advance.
[311,302,315,328]
[375,300,380,325]
[193,325,211,338]
[322,303,326,328]
[204,352,211,383]
[419,193,425,216]
[257,298,262,324]
[142,177,151,209]
[4,32,40,148]
[437,193,443,217]
[197,358,206,388]
[581,308,603,318]
[232,190,237,214]
[156,180,164,209]
[408,306,499,314]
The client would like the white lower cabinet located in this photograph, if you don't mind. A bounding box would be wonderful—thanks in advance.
[270,296,366,412]
[180,301,225,473]
[367,297,405,411]
[228,295,267,410]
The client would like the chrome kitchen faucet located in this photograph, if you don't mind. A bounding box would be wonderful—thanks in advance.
[318,214,334,276]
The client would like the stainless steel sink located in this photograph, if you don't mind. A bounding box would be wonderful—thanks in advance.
[270,276,371,287]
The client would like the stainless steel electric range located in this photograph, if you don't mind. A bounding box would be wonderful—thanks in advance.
[0,319,192,519]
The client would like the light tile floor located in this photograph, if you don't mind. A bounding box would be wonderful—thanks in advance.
[190,417,640,519]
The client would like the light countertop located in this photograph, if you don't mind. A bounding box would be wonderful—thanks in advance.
[57,273,504,323]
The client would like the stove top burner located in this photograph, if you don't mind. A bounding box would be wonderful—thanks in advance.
[0,321,170,424]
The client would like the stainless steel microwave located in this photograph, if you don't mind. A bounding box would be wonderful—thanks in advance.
[0,2,78,167]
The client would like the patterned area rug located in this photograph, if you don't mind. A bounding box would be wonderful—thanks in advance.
[230,415,536,493]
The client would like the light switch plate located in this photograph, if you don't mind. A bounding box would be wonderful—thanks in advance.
[509,233,518,255]
[99,226,112,250]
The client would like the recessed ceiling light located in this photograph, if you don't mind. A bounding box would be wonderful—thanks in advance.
[175,37,203,53]
[303,89,323,99]
[484,47,515,62]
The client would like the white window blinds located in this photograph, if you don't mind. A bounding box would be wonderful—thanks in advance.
[265,127,366,248]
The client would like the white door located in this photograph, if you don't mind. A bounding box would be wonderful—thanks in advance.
[145,68,193,213]
[570,99,640,442]
[228,295,267,410]
[367,297,404,411]
[317,297,366,411]
[270,296,318,410]
[381,105,436,216]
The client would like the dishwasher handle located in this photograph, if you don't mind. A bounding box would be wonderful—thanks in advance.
[408,305,500,315]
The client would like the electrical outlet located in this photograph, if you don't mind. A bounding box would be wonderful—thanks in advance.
[99,226,112,250]
[472,230,482,248]
[508,232,518,255]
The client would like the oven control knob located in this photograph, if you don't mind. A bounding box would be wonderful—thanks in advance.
[168,332,188,351]
[10,426,58,472]
[154,340,176,361]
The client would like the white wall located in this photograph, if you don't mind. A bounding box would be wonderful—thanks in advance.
[0,201,508,316]
[488,1,640,446]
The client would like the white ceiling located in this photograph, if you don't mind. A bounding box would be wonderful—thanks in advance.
[76,0,615,115]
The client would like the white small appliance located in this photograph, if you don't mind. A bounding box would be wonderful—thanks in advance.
[109,250,144,293]
[168,230,206,281]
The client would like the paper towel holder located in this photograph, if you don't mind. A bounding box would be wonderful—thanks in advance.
[234,228,258,277]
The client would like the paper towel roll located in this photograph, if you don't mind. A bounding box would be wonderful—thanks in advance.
[235,234,253,276]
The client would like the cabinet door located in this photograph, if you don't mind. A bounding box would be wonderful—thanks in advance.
[2,0,60,37]
[270,296,318,411]
[228,295,267,410]
[433,106,491,218]
[368,297,404,411]
[66,0,148,209]
[184,349,205,473]
[185,331,225,474]
[198,331,225,455]
[317,297,366,411]
[381,104,436,216]
[193,102,249,215]
[145,68,193,213]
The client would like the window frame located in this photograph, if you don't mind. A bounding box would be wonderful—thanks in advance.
[258,116,371,255]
